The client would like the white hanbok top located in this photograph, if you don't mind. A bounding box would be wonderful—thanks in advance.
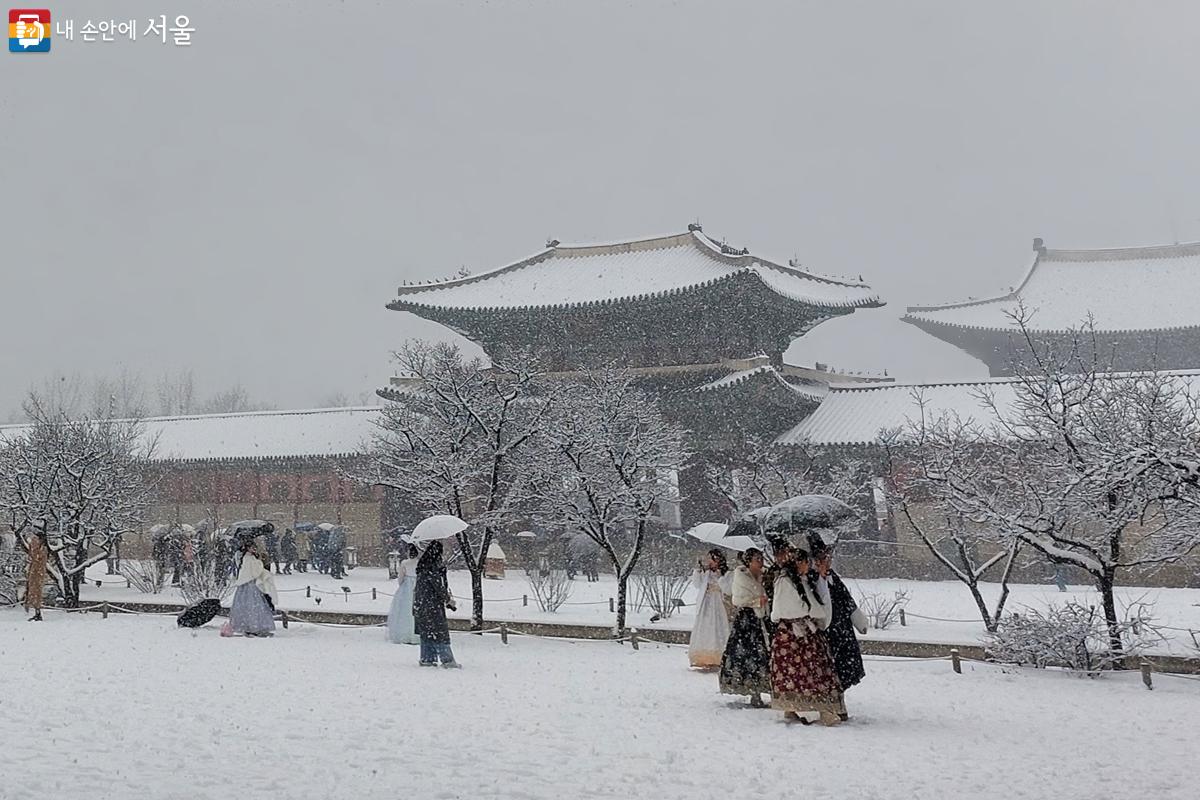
[234,553,279,606]
[397,557,419,583]
[770,573,830,636]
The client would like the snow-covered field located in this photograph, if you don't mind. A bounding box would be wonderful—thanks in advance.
[2,608,1197,800]
[80,565,1200,653]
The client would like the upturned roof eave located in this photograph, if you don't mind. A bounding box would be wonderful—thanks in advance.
[387,268,882,315]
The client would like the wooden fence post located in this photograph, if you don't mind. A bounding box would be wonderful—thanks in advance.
[1140,659,1153,690]
[500,623,509,645]
[306,586,311,598]
[523,595,528,607]
[950,648,961,674]
[372,587,377,601]
[899,608,907,627]
[630,629,640,651]
[102,602,109,620]
[609,597,614,613]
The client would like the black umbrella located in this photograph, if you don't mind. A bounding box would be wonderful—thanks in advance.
[761,494,856,535]
[177,598,222,628]
[724,506,770,539]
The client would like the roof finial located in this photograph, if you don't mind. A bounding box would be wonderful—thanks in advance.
[688,219,702,233]
[1033,237,1045,253]
[546,238,560,248]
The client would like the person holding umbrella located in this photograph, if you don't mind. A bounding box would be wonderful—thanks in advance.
[227,536,279,638]
[412,540,460,667]
[688,548,732,670]
[768,541,845,726]
[719,547,771,707]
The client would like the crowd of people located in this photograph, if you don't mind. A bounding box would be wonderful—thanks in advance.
[149,523,350,586]
[690,535,868,726]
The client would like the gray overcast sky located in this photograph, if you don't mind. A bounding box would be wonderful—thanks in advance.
[5,0,1200,415]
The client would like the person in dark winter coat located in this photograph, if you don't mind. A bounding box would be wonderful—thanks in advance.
[811,538,868,717]
[719,547,771,707]
[280,529,298,575]
[264,529,283,574]
[412,541,460,668]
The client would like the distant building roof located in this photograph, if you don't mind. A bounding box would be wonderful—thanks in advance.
[388,229,882,313]
[2,407,383,463]
[777,371,1200,446]
[775,379,1016,446]
[904,239,1200,334]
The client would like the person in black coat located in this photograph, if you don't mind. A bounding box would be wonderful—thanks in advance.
[280,529,298,575]
[412,541,460,668]
[810,537,867,719]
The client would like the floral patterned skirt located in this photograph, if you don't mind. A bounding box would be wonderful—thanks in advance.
[719,608,771,696]
[770,623,845,716]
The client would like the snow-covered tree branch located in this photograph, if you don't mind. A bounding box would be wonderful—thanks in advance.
[891,311,1200,656]
[0,395,157,607]
[526,368,690,633]
[366,340,555,629]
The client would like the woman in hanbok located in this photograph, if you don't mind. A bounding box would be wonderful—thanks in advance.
[811,539,868,719]
[386,543,421,645]
[688,548,732,669]
[719,547,771,707]
[769,545,845,726]
[227,541,279,638]
[413,541,460,667]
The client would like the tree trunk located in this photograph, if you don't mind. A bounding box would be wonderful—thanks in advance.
[966,581,995,632]
[1097,569,1123,662]
[470,567,484,630]
[615,572,629,634]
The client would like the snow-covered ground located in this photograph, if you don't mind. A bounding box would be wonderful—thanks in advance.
[80,565,1200,654]
[2,608,1197,800]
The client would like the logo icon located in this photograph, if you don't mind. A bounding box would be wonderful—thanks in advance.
[9,8,50,52]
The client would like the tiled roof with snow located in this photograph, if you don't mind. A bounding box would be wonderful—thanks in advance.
[694,365,828,401]
[775,380,1016,446]
[389,230,881,313]
[777,371,1200,446]
[146,407,382,462]
[904,241,1200,333]
[1,407,384,463]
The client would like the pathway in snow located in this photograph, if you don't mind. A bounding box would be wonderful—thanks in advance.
[81,565,1200,654]
[2,609,1197,800]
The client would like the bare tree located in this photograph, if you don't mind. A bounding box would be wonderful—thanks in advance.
[368,341,554,629]
[156,370,198,416]
[0,396,157,607]
[882,420,1019,632]
[901,312,1200,656]
[528,369,690,633]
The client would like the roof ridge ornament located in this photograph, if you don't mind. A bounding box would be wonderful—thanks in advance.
[546,238,560,248]
[687,221,703,233]
[1033,237,1046,254]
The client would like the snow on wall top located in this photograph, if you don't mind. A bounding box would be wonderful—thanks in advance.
[0,407,383,463]
[904,241,1200,333]
[389,230,881,312]
[777,371,1200,446]
[146,407,382,462]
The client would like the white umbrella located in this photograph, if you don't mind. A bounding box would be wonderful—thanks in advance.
[515,530,538,539]
[411,514,469,543]
[720,536,759,553]
[684,522,728,545]
[686,522,758,553]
